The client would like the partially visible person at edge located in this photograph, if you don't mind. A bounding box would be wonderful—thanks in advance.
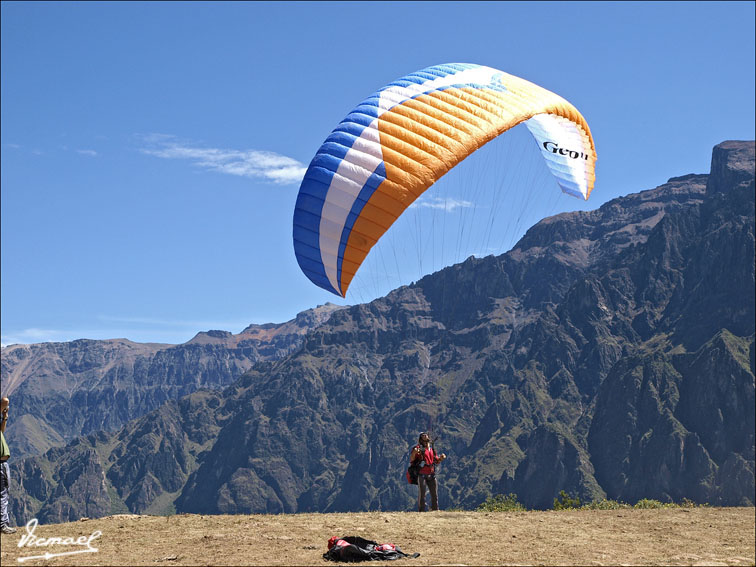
[1,396,15,534]
[410,432,447,512]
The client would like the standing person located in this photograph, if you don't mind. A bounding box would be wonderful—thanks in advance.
[0,396,15,534]
[410,432,446,512]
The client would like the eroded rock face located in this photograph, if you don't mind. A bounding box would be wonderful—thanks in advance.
[707,140,756,195]
[8,142,755,524]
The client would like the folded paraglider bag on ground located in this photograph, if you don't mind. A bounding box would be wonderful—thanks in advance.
[323,536,420,562]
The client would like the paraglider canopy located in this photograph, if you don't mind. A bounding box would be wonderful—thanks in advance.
[293,63,596,297]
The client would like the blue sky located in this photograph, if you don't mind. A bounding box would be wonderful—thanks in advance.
[2,1,754,346]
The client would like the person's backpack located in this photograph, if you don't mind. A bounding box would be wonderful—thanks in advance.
[406,444,422,484]
[406,462,420,485]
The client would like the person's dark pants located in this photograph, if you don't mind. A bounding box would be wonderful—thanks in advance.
[0,461,10,527]
[418,474,438,511]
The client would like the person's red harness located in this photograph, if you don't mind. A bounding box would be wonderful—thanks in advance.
[412,445,438,475]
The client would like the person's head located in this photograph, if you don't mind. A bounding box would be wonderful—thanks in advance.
[0,397,8,412]
[418,432,430,445]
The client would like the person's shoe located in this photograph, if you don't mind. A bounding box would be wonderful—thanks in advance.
[1,525,17,534]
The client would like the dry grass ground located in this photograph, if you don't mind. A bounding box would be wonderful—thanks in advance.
[1,508,753,566]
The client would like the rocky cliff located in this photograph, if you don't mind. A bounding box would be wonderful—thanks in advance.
[6,141,754,525]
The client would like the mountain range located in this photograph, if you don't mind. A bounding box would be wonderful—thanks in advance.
[1,302,344,457]
[3,140,754,525]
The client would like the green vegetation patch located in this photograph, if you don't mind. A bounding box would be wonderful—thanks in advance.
[476,493,710,512]
[477,493,526,512]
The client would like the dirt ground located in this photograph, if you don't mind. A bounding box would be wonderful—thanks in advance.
[1,508,753,566]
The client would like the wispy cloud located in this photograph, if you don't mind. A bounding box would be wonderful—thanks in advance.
[97,314,254,330]
[0,312,275,347]
[410,197,474,212]
[0,327,170,347]
[139,134,307,185]
[1,328,76,346]
[76,149,98,157]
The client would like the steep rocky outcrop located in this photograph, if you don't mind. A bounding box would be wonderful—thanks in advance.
[7,142,754,525]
